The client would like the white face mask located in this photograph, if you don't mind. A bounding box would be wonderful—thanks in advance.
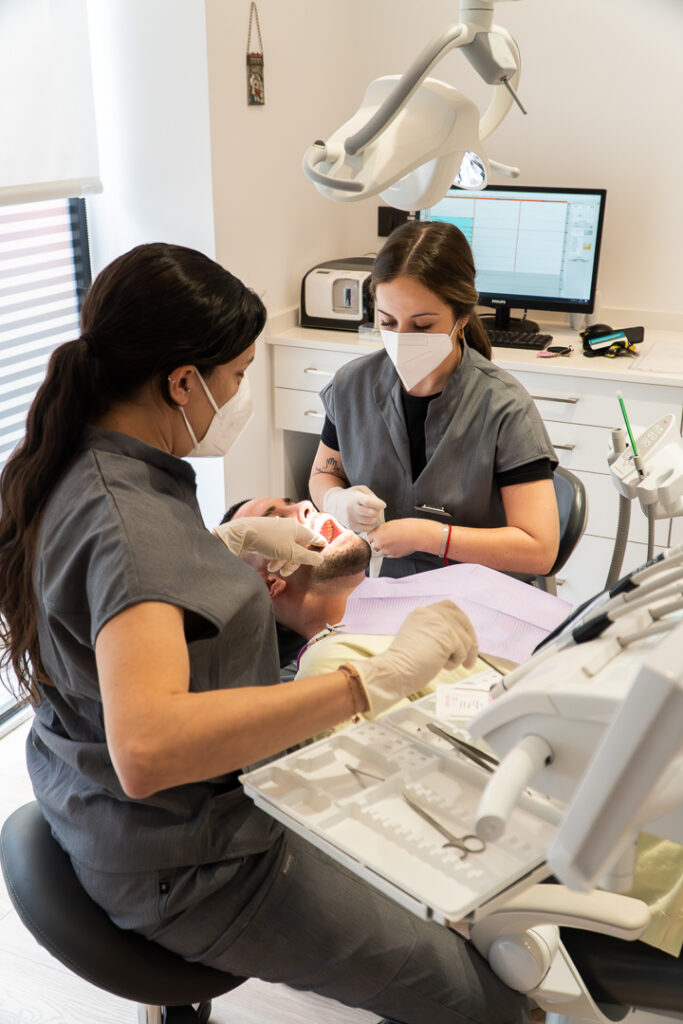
[180,371,253,458]
[380,323,458,391]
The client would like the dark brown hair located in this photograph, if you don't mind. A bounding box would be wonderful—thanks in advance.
[0,242,266,704]
[371,220,491,360]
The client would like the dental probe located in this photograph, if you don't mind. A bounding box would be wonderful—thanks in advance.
[491,571,683,697]
[533,544,683,658]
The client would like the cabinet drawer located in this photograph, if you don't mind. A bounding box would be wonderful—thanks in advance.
[274,345,361,392]
[575,469,671,547]
[548,422,612,474]
[274,387,326,434]
[508,371,683,429]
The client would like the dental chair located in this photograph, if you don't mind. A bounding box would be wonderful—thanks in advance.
[534,466,588,595]
[0,801,246,1024]
[468,576,683,1024]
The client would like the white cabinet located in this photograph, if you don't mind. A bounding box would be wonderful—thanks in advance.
[267,325,683,608]
[503,366,682,601]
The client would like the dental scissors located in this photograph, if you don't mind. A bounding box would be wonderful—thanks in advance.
[401,791,486,858]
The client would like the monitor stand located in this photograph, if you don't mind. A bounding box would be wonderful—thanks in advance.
[479,308,540,333]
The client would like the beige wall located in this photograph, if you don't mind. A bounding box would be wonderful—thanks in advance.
[351,0,683,320]
[206,0,379,315]
[86,0,683,509]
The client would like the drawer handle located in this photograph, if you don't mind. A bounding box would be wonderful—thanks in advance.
[304,410,324,418]
[303,367,335,377]
[530,394,580,405]
[556,578,566,587]
[553,443,576,451]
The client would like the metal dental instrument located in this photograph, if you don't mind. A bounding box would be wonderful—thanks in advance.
[426,723,498,774]
[401,791,486,857]
[345,763,385,786]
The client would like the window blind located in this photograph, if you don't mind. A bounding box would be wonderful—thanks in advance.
[0,197,91,720]
[0,198,91,466]
[0,0,101,206]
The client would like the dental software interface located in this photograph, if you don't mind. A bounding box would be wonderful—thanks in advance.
[420,186,605,317]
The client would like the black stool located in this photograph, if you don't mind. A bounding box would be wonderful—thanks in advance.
[561,926,683,1020]
[0,802,247,1023]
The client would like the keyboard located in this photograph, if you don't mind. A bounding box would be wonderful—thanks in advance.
[487,329,553,350]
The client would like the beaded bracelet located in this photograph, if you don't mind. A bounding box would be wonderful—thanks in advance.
[338,663,366,721]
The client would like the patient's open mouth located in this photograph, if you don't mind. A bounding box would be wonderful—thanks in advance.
[310,514,344,546]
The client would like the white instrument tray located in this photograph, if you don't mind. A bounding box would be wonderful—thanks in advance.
[241,696,559,927]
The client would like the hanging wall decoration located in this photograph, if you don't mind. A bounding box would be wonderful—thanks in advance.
[247,2,265,106]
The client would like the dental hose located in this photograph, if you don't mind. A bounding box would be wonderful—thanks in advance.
[605,494,631,588]
[605,427,631,589]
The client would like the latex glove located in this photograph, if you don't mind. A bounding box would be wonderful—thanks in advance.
[346,601,478,718]
[214,517,327,577]
[323,484,386,532]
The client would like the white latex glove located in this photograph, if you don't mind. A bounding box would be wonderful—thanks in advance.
[323,484,386,532]
[214,517,327,577]
[346,601,479,718]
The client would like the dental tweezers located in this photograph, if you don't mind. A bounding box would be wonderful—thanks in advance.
[426,723,499,774]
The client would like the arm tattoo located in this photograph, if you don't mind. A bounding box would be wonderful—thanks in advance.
[313,456,347,482]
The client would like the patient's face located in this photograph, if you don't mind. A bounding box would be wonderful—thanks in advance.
[237,498,371,580]
[233,496,315,523]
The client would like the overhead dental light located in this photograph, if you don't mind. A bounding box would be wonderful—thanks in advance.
[303,0,526,211]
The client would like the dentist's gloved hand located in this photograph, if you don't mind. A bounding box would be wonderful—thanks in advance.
[323,484,386,532]
[214,517,327,577]
[344,601,478,718]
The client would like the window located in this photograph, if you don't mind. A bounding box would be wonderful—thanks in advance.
[0,197,91,724]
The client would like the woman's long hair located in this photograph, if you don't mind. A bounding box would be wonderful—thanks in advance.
[0,243,266,705]
[371,220,491,360]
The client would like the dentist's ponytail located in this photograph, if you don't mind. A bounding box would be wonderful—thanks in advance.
[0,242,265,704]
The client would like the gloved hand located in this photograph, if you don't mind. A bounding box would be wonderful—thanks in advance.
[323,484,386,532]
[345,601,478,718]
[214,517,327,577]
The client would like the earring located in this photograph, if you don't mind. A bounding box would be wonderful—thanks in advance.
[458,327,465,341]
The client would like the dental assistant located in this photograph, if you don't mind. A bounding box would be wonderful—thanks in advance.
[309,220,560,578]
[0,243,534,1024]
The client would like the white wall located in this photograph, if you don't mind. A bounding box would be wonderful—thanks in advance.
[353,0,683,321]
[86,0,215,271]
[82,0,683,513]
[205,0,380,506]
[85,0,227,527]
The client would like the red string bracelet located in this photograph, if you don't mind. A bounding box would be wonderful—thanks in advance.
[443,525,452,565]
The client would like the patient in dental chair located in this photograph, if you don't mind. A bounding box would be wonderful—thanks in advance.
[221,495,489,714]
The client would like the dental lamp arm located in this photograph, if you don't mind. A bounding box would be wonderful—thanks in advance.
[343,20,520,163]
[470,884,650,956]
[303,3,523,196]
[344,24,467,156]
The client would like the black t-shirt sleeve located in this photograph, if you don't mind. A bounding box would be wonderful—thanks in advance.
[496,457,555,487]
[321,415,340,450]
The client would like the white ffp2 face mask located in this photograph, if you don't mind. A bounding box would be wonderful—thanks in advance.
[181,371,253,458]
[380,324,457,391]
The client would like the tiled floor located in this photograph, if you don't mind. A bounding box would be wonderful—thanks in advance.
[0,715,380,1024]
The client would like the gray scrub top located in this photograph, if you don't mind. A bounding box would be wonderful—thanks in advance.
[320,341,557,576]
[27,426,283,874]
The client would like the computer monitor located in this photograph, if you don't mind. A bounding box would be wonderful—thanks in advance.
[419,184,606,333]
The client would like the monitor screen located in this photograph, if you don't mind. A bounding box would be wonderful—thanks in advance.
[419,184,606,331]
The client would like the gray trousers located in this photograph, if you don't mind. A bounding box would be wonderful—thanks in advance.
[95,829,531,1024]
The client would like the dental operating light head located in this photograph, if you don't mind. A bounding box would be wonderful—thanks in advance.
[302,0,524,210]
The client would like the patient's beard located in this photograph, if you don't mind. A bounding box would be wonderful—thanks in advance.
[309,537,371,583]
